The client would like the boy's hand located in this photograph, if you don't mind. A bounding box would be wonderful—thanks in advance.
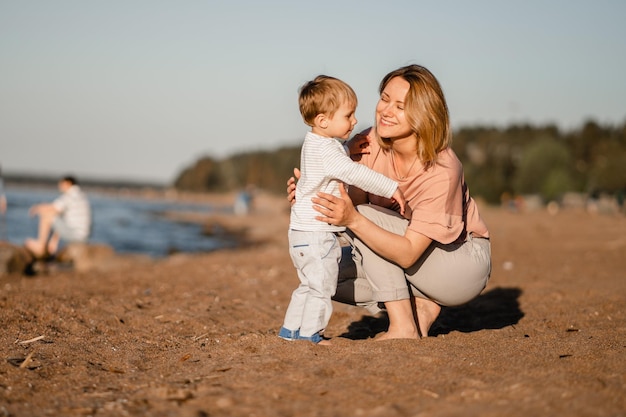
[392,188,409,218]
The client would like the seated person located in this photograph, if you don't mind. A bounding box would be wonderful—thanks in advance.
[25,175,92,258]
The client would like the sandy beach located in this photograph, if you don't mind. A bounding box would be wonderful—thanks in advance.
[1,191,625,417]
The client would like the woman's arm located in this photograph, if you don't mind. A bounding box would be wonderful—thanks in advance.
[312,186,431,268]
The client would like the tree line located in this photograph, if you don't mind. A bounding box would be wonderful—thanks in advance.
[174,119,626,205]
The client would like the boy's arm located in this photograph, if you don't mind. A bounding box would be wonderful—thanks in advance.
[322,141,397,199]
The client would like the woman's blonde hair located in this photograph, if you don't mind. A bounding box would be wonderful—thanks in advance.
[299,75,357,127]
[378,65,451,168]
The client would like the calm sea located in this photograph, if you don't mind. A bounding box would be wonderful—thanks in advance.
[1,187,236,257]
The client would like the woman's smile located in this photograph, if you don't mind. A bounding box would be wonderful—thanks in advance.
[375,76,411,140]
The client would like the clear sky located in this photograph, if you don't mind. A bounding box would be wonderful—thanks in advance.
[1,1,625,184]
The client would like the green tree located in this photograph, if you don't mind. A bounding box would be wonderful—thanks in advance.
[588,142,626,193]
[513,139,574,202]
[173,156,223,191]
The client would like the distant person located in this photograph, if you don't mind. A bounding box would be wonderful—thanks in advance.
[279,75,406,344]
[234,185,255,216]
[25,175,92,259]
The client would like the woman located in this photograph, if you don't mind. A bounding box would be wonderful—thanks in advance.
[287,64,491,340]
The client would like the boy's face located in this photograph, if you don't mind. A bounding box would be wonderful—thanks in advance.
[321,101,358,140]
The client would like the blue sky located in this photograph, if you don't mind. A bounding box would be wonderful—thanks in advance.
[1,1,625,184]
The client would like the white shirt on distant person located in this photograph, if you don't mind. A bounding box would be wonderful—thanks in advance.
[53,185,91,240]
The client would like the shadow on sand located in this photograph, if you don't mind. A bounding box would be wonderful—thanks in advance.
[339,287,524,340]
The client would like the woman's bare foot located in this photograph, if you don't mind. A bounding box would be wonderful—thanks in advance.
[375,327,419,341]
[413,297,441,338]
[318,338,332,346]
[375,299,420,341]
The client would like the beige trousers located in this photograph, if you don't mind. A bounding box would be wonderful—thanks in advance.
[333,205,491,313]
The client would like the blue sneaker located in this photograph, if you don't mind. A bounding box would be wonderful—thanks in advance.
[278,327,300,341]
[297,332,323,344]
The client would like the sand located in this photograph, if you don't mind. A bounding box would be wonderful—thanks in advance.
[1,191,625,417]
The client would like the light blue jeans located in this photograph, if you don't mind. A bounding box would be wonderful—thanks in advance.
[280,229,341,342]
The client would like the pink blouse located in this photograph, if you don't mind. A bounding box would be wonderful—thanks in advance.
[359,139,489,244]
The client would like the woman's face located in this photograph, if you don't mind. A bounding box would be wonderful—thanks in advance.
[375,76,414,141]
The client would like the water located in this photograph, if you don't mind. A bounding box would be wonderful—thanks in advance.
[1,187,236,257]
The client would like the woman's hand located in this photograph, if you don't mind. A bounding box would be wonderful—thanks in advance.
[286,167,300,206]
[312,184,357,228]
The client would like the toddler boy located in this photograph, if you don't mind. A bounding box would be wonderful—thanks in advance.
[279,75,405,344]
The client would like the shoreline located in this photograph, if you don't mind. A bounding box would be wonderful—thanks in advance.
[1,187,282,263]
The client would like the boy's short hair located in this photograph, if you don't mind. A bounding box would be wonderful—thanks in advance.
[298,75,357,127]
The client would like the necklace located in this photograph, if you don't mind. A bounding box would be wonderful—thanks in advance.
[391,149,419,179]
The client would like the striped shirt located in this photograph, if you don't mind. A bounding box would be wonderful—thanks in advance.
[290,132,398,232]
[53,185,92,240]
